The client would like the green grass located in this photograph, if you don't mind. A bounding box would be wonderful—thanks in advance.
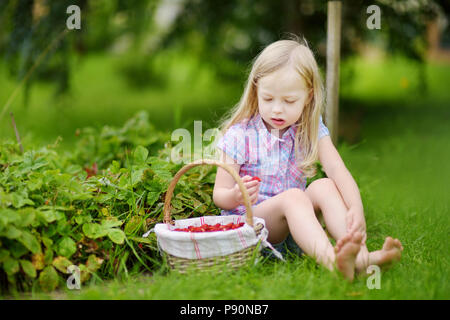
[340,55,450,108]
[1,53,449,299]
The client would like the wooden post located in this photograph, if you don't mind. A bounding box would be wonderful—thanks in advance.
[326,1,342,145]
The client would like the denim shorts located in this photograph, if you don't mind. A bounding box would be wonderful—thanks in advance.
[262,233,303,260]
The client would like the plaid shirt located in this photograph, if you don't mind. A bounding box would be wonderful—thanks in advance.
[216,113,330,216]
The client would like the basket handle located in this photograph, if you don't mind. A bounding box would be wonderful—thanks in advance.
[163,159,255,227]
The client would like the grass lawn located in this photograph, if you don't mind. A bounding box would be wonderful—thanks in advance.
[1,53,449,299]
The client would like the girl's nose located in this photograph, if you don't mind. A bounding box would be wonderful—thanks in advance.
[272,102,283,114]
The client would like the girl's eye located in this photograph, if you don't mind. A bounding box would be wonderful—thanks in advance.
[263,98,272,102]
[285,100,296,104]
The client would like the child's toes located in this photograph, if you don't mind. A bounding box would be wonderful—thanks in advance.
[336,238,346,250]
[342,233,352,242]
[352,232,363,244]
[383,237,394,250]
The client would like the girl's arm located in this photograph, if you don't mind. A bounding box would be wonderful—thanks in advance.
[318,136,363,211]
[318,136,366,236]
[213,152,242,210]
[213,152,259,210]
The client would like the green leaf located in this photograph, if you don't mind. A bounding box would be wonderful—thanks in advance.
[44,248,54,265]
[108,160,121,174]
[75,214,92,225]
[75,216,85,225]
[56,220,71,236]
[30,157,48,171]
[152,168,172,182]
[86,254,104,273]
[82,223,107,239]
[39,205,71,211]
[133,146,149,164]
[20,259,37,278]
[38,266,59,292]
[0,208,20,225]
[17,208,36,227]
[124,216,143,235]
[27,178,43,191]
[42,237,53,248]
[147,157,172,170]
[172,198,183,210]
[96,193,113,203]
[3,225,22,239]
[69,192,92,201]
[9,241,28,259]
[38,209,64,223]
[128,236,156,246]
[118,173,131,189]
[0,249,10,263]
[3,257,19,275]
[101,218,123,229]
[11,191,34,208]
[131,168,145,186]
[18,231,41,254]
[107,229,125,244]
[56,237,76,258]
[79,263,90,283]
[146,191,161,207]
[52,256,73,273]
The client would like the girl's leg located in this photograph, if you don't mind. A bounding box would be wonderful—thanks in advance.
[305,178,402,274]
[304,178,369,272]
[252,188,361,280]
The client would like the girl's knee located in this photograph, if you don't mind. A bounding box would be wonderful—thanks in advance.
[307,178,336,194]
[281,188,312,207]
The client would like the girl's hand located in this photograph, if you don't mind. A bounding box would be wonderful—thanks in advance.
[346,206,367,243]
[233,175,260,206]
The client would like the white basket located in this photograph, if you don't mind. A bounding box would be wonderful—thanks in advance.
[146,159,284,273]
[154,215,269,260]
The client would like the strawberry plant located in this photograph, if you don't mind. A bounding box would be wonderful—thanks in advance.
[0,111,220,294]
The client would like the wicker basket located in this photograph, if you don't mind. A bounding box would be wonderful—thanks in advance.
[158,159,264,274]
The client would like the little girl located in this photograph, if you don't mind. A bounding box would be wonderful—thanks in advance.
[212,38,403,281]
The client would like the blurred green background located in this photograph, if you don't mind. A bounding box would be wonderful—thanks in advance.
[0,0,449,299]
[1,0,448,148]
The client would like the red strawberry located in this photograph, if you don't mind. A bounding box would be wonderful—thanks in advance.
[172,222,246,232]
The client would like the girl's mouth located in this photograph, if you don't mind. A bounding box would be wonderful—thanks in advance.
[271,118,285,126]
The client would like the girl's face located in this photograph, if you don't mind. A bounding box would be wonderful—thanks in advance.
[257,65,311,137]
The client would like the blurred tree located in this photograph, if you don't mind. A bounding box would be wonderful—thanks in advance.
[1,0,84,102]
[0,0,159,103]
[0,0,446,99]
[157,0,443,82]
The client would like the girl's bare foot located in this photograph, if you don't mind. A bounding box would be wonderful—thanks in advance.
[376,236,403,269]
[334,232,363,282]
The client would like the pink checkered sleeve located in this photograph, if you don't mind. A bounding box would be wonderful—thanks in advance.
[216,123,247,164]
[319,116,330,139]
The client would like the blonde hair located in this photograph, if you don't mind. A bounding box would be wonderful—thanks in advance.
[218,35,325,178]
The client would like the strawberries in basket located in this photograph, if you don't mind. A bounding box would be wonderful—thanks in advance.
[173,222,245,233]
